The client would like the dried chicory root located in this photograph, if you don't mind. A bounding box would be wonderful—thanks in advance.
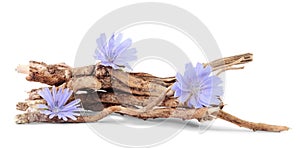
[15,52,288,132]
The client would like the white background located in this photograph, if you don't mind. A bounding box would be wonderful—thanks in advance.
[0,0,299,147]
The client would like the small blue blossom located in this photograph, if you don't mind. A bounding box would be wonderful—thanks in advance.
[94,33,137,70]
[172,63,223,108]
[37,87,81,121]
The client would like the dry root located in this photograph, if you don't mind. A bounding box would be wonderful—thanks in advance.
[15,53,289,132]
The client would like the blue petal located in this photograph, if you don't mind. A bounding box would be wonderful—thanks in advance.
[178,92,191,103]
[108,34,116,50]
[96,33,107,49]
[201,77,223,96]
[114,48,137,62]
[114,39,132,58]
[49,113,56,119]
[195,63,204,76]
[200,77,213,89]
[187,95,197,107]
[212,86,223,96]
[57,113,63,120]
[174,90,182,98]
[37,104,49,109]
[184,63,196,82]
[58,88,73,107]
[72,112,80,116]
[64,112,78,120]
[56,87,63,99]
[113,49,137,67]
[94,49,108,62]
[106,34,118,58]
[175,73,183,82]
[211,76,222,86]
[190,95,203,108]
[61,106,79,112]
[171,82,179,90]
[96,46,107,58]
[38,87,54,109]
[199,65,212,78]
[172,83,182,97]
[58,112,77,121]
[114,33,123,46]
[175,73,188,88]
[63,99,81,110]
[40,110,52,115]
[198,94,211,106]
[96,34,110,61]
[62,116,68,121]
[201,88,213,97]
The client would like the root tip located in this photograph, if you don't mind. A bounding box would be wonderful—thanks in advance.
[16,65,29,74]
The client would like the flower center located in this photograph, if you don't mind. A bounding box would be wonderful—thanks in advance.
[191,85,200,95]
[107,56,114,63]
[52,107,60,114]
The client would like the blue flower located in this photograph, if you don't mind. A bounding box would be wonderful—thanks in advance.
[37,87,81,121]
[94,33,137,70]
[172,63,223,108]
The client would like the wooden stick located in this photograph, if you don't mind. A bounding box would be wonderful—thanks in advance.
[16,53,252,94]
[15,106,213,123]
[15,106,288,132]
[217,110,289,132]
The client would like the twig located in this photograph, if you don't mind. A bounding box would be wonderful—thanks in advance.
[208,53,253,68]
[15,106,121,123]
[216,66,244,76]
[217,110,289,132]
[15,105,289,132]
[15,106,214,123]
